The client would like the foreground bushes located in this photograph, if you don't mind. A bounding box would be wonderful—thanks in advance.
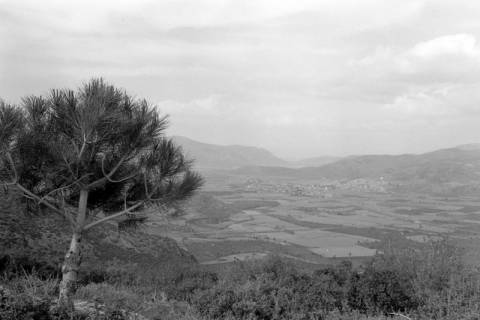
[187,257,420,319]
[0,272,65,320]
[1,237,480,319]
[172,237,480,319]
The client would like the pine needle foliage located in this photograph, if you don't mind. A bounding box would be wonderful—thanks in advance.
[1,78,203,218]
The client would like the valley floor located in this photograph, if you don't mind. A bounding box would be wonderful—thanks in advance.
[146,171,480,268]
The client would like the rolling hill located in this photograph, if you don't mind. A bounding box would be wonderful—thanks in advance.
[231,144,480,192]
[288,156,341,168]
[172,136,480,192]
[172,136,288,169]
[172,136,339,169]
[295,144,480,182]
[0,187,197,273]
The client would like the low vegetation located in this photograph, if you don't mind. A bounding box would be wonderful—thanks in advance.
[1,237,480,319]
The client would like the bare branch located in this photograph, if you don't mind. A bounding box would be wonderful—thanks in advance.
[0,178,16,186]
[83,201,144,230]
[100,155,137,183]
[39,173,92,202]
[0,153,18,186]
[87,154,129,189]
[143,174,151,199]
[15,183,77,227]
[104,154,127,178]
[70,139,80,157]
[389,313,413,320]
[62,154,77,179]
[77,133,87,159]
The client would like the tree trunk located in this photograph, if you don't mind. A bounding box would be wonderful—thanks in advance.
[58,189,89,310]
[58,231,82,310]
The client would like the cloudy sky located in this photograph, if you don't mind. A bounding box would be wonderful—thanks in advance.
[2,0,480,159]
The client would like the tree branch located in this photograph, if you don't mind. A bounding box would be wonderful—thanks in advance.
[100,155,137,183]
[39,173,92,202]
[83,201,144,231]
[62,154,77,179]
[388,313,412,320]
[2,152,77,227]
[0,153,18,186]
[15,183,77,227]
[77,133,87,160]
[143,174,151,199]
[87,154,128,189]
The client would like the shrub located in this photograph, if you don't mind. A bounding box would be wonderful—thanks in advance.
[0,286,52,320]
[75,282,143,313]
[190,256,347,319]
[187,238,480,319]
[2,236,478,320]
[78,260,138,287]
[349,268,418,312]
[164,268,218,301]
[0,272,60,320]
[0,254,61,280]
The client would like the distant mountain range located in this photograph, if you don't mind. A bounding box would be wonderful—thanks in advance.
[173,136,480,191]
[234,144,480,193]
[304,144,480,182]
[172,136,288,169]
[289,156,342,168]
[172,136,339,169]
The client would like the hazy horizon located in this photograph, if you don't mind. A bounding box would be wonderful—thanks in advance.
[2,0,480,158]
[173,135,480,161]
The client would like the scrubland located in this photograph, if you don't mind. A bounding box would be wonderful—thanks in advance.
[2,237,480,320]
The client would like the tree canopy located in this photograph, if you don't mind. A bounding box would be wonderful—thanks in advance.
[1,79,203,226]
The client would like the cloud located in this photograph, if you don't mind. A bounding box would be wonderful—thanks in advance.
[157,94,231,117]
[384,84,480,119]
[385,86,456,117]
[352,33,480,80]
[409,34,479,58]
[3,0,480,157]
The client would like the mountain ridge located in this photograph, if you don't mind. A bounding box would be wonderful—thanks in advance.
[171,136,339,169]
[233,144,480,192]
[171,136,288,169]
[172,136,480,182]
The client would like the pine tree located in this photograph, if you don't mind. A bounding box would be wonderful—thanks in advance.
[0,79,203,310]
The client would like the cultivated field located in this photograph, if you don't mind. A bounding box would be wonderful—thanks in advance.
[147,170,480,267]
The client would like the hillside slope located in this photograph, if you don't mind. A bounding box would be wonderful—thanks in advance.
[172,136,288,169]
[0,187,197,271]
[232,144,480,193]
[289,156,341,168]
[297,145,480,182]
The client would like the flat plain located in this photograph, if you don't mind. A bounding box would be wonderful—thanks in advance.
[145,170,480,268]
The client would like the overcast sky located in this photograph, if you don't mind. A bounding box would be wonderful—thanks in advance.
[2,0,480,159]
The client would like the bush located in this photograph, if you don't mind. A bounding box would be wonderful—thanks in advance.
[0,254,61,280]
[0,272,59,320]
[190,257,346,319]
[2,237,478,320]
[164,268,218,301]
[349,268,418,312]
[0,286,52,320]
[187,238,480,319]
[75,282,143,313]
